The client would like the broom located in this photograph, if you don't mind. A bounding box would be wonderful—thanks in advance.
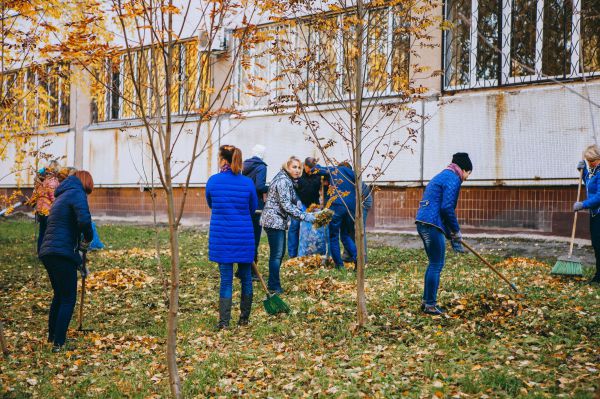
[551,169,585,276]
[251,262,290,315]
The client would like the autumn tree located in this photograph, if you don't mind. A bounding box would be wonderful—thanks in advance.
[249,0,439,326]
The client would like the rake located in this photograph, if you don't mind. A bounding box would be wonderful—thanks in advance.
[460,240,521,294]
[251,262,290,315]
[77,253,93,333]
[551,169,585,276]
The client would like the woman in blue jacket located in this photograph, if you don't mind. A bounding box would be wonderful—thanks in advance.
[573,144,600,284]
[206,145,259,329]
[39,170,94,352]
[415,153,472,315]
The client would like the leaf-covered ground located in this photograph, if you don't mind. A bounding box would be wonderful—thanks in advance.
[1,219,599,398]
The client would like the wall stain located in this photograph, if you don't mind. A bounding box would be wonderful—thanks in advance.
[114,129,120,183]
[494,93,506,181]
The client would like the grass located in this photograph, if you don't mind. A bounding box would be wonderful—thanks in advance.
[1,218,599,398]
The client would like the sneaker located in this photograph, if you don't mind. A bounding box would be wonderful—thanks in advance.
[422,305,445,315]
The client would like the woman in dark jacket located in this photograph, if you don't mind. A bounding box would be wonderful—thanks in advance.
[206,145,259,329]
[573,144,600,284]
[39,171,94,351]
[260,156,316,293]
[415,153,472,315]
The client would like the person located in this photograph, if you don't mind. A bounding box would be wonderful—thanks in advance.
[313,162,358,270]
[206,145,258,329]
[38,170,94,352]
[32,163,60,253]
[288,157,322,258]
[574,144,600,284]
[415,153,472,315]
[242,144,268,279]
[260,156,317,293]
[342,182,373,263]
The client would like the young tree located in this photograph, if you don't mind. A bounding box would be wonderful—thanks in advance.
[63,1,259,396]
[248,0,439,326]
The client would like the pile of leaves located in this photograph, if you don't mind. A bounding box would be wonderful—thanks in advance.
[283,254,327,269]
[495,257,549,269]
[449,292,525,321]
[296,276,354,297]
[86,268,154,291]
[96,248,169,261]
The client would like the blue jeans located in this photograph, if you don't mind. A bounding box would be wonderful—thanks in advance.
[219,263,253,299]
[287,218,300,258]
[341,209,369,262]
[41,255,78,346]
[417,223,446,306]
[265,228,286,292]
[329,207,357,267]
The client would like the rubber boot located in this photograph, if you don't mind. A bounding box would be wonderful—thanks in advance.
[217,298,232,330]
[238,294,253,326]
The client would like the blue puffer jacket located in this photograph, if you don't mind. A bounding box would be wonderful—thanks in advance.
[206,170,258,264]
[39,176,94,266]
[242,156,268,210]
[415,168,462,237]
[582,165,600,217]
[314,165,356,214]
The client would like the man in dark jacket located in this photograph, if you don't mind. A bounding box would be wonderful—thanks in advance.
[288,157,323,258]
[242,144,268,267]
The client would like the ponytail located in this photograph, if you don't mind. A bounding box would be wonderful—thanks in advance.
[231,148,243,175]
[218,144,243,175]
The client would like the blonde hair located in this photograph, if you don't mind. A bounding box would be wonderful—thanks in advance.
[583,145,600,162]
[282,156,302,173]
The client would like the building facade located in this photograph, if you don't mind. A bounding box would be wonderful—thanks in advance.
[1,1,599,237]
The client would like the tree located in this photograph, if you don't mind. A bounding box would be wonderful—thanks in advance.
[62,1,260,396]
[247,0,439,326]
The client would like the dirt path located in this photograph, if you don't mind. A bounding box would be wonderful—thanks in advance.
[368,232,597,267]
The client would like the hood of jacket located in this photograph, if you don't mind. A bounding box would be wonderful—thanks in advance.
[243,157,267,175]
[55,175,84,198]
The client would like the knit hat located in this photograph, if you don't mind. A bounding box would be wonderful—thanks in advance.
[252,144,266,160]
[452,152,473,172]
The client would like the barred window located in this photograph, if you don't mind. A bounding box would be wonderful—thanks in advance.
[92,40,210,122]
[235,7,411,110]
[443,0,600,90]
[1,64,70,128]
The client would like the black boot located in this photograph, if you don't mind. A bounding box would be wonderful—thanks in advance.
[238,294,253,326]
[217,298,232,330]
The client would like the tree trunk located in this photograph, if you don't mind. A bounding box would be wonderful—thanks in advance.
[353,0,368,327]
[0,320,9,357]
[165,186,182,398]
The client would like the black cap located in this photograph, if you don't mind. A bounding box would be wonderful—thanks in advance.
[452,152,473,172]
[304,157,318,168]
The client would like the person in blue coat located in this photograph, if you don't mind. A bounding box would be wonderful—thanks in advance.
[38,170,94,352]
[573,144,600,284]
[206,145,259,329]
[313,162,357,269]
[415,153,472,315]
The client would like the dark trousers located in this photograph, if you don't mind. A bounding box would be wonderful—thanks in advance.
[417,222,446,306]
[265,227,286,292]
[590,215,600,280]
[329,207,357,267]
[41,255,78,346]
[37,214,48,254]
[252,212,262,261]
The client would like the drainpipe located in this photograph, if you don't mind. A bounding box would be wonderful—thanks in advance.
[419,99,425,186]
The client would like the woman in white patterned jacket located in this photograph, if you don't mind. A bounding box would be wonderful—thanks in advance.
[260,156,317,293]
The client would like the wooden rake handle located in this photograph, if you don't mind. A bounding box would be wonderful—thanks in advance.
[460,240,520,294]
[252,262,271,297]
[77,253,87,330]
[569,168,584,258]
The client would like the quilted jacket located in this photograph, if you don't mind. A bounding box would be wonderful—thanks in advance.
[415,168,462,237]
[582,164,600,217]
[313,165,356,214]
[38,176,94,266]
[242,156,268,210]
[260,169,306,230]
[206,170,258,264]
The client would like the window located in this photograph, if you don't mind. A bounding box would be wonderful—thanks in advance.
[92,40,210,122]
[235,7,411,110]
[1,64,70,128]
[443,0,599,90]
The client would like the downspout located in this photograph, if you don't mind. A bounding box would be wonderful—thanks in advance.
[420,99,425,186]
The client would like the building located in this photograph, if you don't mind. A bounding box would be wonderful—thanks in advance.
[1,0,599,237]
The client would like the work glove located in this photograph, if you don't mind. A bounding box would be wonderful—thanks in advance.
[450,239,466,253]
[303,213,316,223]
[577,160,586,171]
[450,230,462,242]
[79,240,90,253]
[573,202,584,212]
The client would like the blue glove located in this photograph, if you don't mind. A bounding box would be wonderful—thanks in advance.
[450,230,462,241]
[303,213,316,223]
[451,239,466,253]
[573,202,584,212]
[577,161,586,171]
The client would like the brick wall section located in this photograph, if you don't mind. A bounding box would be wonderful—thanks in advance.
[2,185,589,238]
[374,185,589,238]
